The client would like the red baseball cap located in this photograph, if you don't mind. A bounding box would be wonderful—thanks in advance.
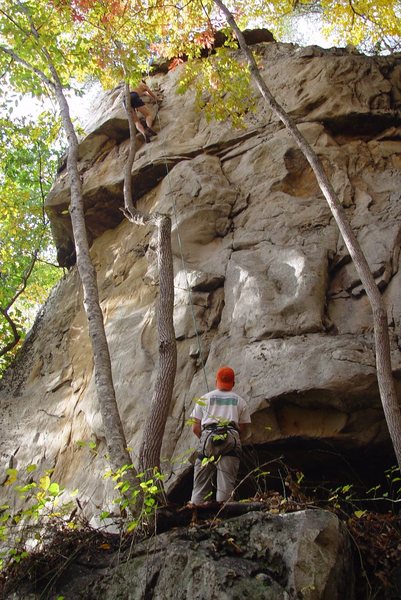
[216,367,235,390]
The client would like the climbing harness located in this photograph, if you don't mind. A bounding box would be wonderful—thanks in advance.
[198,423,239,460]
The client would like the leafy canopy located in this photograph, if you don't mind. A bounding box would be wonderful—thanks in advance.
[0,109,62,372]
[44,0,256,123]
[0,0,102,91]
[253,0,401,52]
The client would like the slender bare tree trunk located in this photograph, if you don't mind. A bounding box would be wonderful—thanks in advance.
[0,8,136,491]
[122,83,177,473]
[123,83,137,215]
[51,80,134,476]
[138,213,177,472]
[213,0,401,469]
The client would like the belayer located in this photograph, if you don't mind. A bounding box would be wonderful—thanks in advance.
[129,80,160,143]
[189,367,251,506]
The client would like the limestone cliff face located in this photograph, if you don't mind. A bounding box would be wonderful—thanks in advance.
[1,41,401,509]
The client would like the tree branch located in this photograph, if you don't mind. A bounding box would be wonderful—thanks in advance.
[0,44,54,89]
[36,141,48,225]
[0,249,38,358]
[3,250,39,314]
[0,308,21,358]
[0,7,29,37]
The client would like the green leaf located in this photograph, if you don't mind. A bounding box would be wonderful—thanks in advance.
[5,468,18,478]
[15,483,37,493]
[39,475,51,491]
[48,482,60,495]
[127,520,138,532]
[120,482,130,494]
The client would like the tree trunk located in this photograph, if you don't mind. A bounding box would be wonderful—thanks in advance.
[0,12,136,493]
[213,0,401,469]
[138,213,177,472]
[122,83,177,474]
[123,83,137,215]
[49,73,134,478]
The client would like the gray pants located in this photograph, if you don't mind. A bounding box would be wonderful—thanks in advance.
[191,429,241,504]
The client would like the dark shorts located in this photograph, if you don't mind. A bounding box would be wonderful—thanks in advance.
[130,92,145,109]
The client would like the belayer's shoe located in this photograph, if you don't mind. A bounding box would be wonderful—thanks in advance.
[146,127,157,137]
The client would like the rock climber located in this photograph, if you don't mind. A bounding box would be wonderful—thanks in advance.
[129,80,160,143]
[189,366,251,506]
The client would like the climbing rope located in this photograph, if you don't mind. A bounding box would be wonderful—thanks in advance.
[131,76,210,393]
[153,106,210,393]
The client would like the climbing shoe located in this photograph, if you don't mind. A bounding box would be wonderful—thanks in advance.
[146,127,157,137]
[142,132,152,143]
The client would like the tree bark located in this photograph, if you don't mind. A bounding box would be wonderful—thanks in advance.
[123,83,137,215]
[213,0,401,469]
[122,82,177,474]
[50,78,134,477]
[138,213,177,472]
[3,1,135,481]
[11,44,134,483]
